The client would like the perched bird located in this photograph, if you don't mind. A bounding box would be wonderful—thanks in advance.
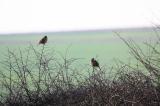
[39,36,48,45]
[91,58,100,69]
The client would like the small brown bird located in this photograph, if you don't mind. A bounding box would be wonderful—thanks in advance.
[39,36,48,45]
[91,58,100,69]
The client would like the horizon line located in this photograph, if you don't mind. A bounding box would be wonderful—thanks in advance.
[0,26,158,35]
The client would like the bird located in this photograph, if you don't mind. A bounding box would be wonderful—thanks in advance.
[39,36,48,45]
[91,58,100,70]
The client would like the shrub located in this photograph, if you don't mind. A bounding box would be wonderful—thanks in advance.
[0,30,160,105]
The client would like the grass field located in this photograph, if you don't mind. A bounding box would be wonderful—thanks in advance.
[0,28,157,69]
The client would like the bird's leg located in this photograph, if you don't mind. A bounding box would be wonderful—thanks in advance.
[98,66,101,71]
[92,67,95,75]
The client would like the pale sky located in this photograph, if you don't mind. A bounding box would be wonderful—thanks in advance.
[0,0,160,34]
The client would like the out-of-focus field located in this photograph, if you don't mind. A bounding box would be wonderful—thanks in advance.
[0,28,158,70]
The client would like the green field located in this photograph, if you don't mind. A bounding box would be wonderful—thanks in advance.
[0,28,158,70]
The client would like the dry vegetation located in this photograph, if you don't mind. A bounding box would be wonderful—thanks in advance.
[0,31,160,106]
